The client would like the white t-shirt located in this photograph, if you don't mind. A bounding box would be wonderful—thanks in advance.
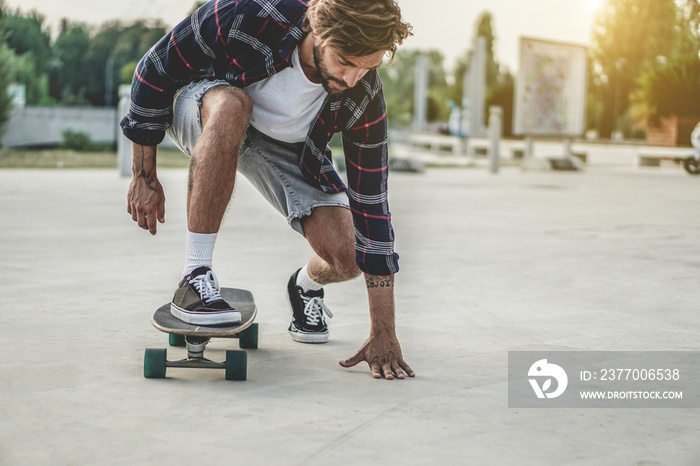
[245,46,328,143]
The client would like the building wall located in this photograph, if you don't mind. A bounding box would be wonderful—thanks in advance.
[1,105,177,149]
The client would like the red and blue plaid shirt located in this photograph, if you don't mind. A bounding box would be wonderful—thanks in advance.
[120,0,399,275]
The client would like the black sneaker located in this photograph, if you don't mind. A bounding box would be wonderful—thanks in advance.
[170,266,241,325]
[287,268,333,343]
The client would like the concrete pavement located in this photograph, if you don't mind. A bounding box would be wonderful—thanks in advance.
[1,163,699,465]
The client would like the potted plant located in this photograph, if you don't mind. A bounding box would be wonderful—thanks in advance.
[631,56,700,147]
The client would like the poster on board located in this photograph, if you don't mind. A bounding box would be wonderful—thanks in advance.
[513,37,588,137]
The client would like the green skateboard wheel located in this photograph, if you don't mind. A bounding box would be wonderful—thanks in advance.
[169,334,186,347]
[238,323,259,349]
[225,350,247,381]
[144,348,167,378]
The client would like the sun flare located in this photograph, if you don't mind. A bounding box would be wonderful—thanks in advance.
[588,0,603,11]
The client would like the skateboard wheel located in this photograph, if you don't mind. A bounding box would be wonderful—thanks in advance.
[144,348,167,378]
[169,334,186,347]
[238,323,258,349]
[225,350,247,381]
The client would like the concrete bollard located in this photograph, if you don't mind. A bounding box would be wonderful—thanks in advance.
[117,85,132,178]
[488,106,503,174]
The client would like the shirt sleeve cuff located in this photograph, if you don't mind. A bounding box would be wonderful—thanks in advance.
[356,251,400,276]
[120,116,167,146]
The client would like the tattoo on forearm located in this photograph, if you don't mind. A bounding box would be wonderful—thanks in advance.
[365,275,393,289]
[188,156,197,193]
[140,147,157,192]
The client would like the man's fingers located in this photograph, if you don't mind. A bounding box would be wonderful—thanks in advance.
[146,212,158,235]
[136,209,148,230]
[157,196,166,223]
[370,363,382,379]
[382,362,394,380]
[399,359,415,377]
[391,361,405,380]
[339,352,364,368]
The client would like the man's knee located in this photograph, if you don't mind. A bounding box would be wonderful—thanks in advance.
[321,243,361,280]
[201,86,253,130]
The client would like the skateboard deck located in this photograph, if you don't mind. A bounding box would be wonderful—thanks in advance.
[144,288,258,381]
[152,287,257,337]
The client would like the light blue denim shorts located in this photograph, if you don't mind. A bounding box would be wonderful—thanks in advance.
[167,79,349,236]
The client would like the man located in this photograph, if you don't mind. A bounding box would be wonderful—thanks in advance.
[121,0,414,380]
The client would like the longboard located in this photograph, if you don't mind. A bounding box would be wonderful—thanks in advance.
[144,288,258,380]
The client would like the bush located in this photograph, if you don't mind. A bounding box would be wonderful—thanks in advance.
[632,56,700,124]
[61,129,93,151]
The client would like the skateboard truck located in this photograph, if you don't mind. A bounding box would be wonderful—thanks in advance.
[144,332,254,381]
[184,336,210,358]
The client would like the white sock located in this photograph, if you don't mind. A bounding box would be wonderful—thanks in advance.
[182,231,218,278]
[296,265,323,292]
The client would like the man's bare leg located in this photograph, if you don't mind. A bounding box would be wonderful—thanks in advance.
[301,206,361,284]
[171,86,252,325]
[187,86,252,233]
[287,205,359,343]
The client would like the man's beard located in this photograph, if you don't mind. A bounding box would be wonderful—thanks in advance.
[312,44,349,95]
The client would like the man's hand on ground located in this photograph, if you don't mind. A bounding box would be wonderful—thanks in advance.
[339,333,415,380]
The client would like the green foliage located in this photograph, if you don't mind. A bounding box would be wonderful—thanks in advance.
[0,2,14,137]
[588,0,700,137]
[61,130,93,151]
[631,56,700,123]
[120,61,139,85]
[0,5,168,107]
[52,20,91,103]
[1,8,52,104]
[486,79,515,137]
[378,49,450,126]
[2,9,51,74]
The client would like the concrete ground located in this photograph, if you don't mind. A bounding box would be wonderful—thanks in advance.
[1,162,699,465]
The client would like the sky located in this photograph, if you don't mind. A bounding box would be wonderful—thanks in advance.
[4,0,600,73]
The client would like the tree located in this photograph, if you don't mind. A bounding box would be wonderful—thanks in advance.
[50,20,91,104]
[589,0,695,137]
[111,21,167,88]
[2,8,51,74]
[378,49,450,127]
[631,55,700,122]
[1,8,52,104]
[83,21,124,106]
[0,1,15,137]
[451,12,513,131]
[676,0,700,56]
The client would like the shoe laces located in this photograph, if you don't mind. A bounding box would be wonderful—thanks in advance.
[302,296,333,325]
[189,270,222,304]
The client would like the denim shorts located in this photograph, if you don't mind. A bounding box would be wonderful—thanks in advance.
[167,79,349,236]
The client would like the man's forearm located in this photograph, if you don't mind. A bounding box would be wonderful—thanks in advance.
[132,143,158,187]
[365,273,397,336]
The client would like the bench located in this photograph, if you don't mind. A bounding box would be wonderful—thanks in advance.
[409,134,465,154]
[637,151,684,167]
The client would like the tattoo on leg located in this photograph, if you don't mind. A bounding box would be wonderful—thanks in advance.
[365,274,393,289]
[140,147,157,192]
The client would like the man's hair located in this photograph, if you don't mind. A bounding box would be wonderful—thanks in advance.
[304,0,412,63]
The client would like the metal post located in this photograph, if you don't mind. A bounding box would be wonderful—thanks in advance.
[525,135,534,159]
[466,37,488,138]
[488,106,503,174]
[564,138,572,158]
[413,55,429,134]
[117,85,132,178]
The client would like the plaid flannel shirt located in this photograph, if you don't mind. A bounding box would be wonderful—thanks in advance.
[120,0,399,275]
